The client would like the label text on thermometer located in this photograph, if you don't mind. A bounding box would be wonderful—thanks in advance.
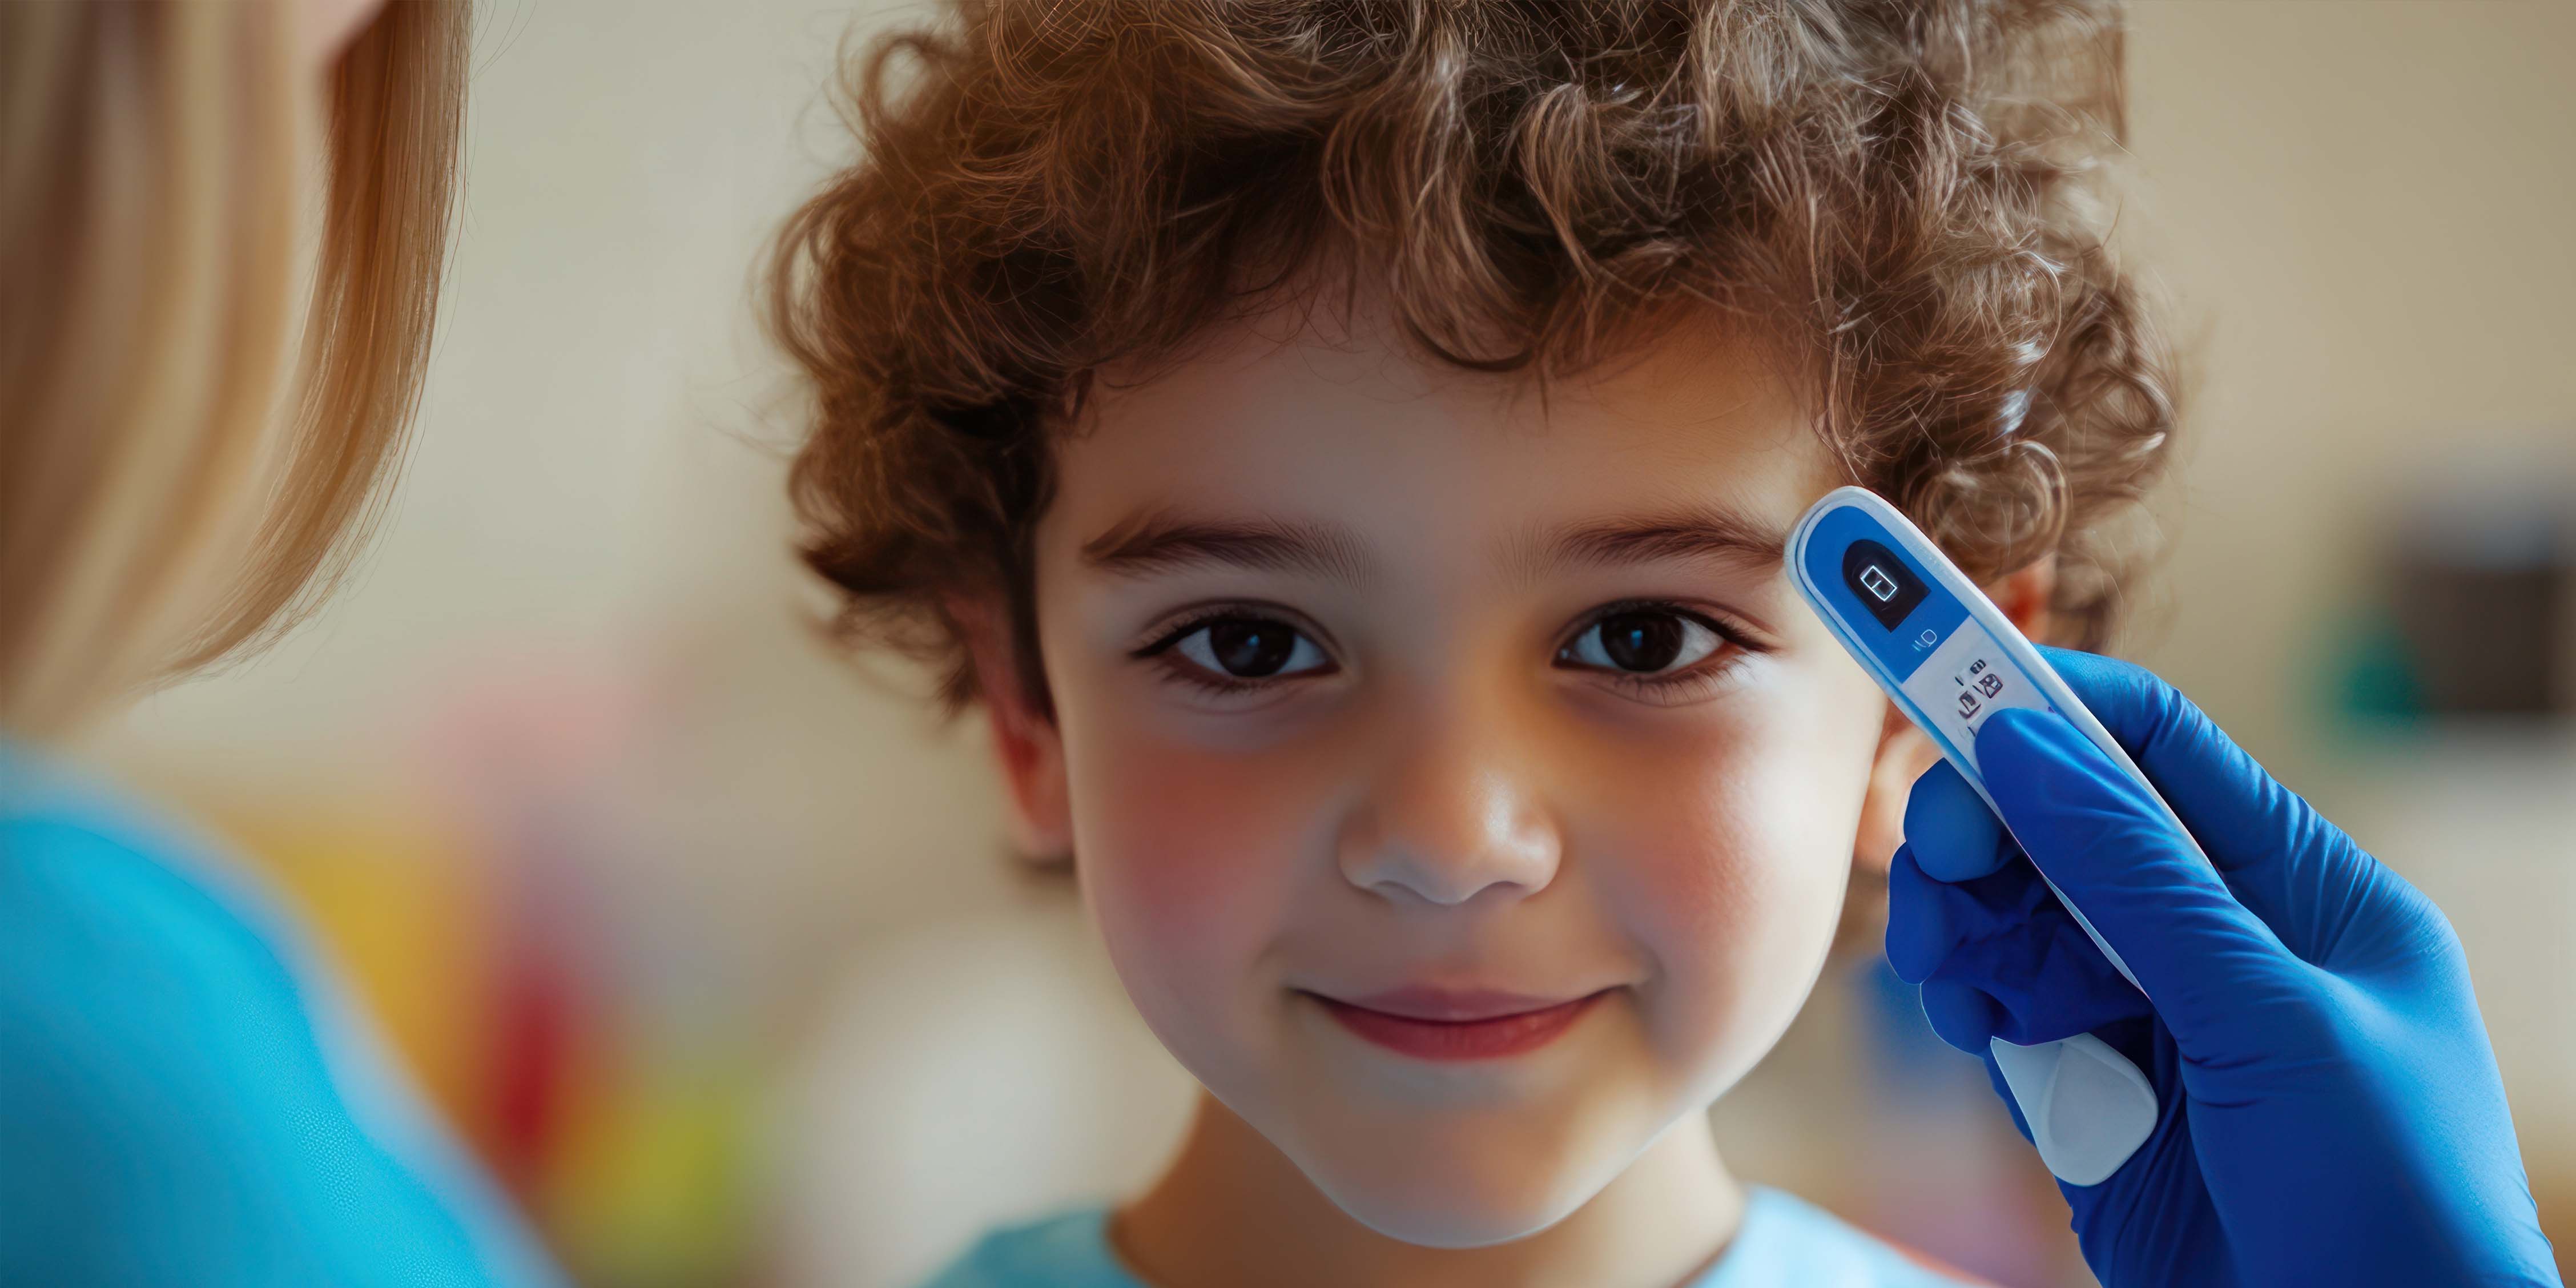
[1898,619,2052,771]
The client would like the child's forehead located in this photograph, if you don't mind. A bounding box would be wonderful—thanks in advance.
[1086,288,1809,423]
[1052,303,1834,564]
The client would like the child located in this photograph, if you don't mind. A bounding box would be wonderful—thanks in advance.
[767,1,2173,1284]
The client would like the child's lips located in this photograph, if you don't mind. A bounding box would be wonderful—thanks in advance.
[1305,986,1613,1061]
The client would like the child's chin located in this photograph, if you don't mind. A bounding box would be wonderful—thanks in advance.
[1285,1128,1622,1249]
[1311,1169,1599,1249]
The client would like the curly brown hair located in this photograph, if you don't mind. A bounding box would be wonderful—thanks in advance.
[768,0,2176,725]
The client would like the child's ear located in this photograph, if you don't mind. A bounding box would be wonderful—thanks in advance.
[1981,554,2058,647]
[1835,554,2058,957]
[948,594,1074,863]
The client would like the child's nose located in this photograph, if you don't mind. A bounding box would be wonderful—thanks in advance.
[1334,711,1563,907]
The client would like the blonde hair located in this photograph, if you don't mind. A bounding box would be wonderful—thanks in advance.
[0,0,468,736]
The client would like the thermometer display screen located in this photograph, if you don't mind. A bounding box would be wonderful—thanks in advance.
[1842,538,1927,629]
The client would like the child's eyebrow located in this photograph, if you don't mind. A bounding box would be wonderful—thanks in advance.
[1520,505,1789,583]
[1080,510,1379,584]
[1079,503,1786,586]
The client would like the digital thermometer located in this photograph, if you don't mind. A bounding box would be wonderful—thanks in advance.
[1788,485,2167,1186]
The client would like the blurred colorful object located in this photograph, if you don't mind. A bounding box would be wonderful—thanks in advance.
[2320,474,2576,736]
[207,646,771,1288]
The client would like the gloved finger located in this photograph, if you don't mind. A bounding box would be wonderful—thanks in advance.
[1891,842,2151,1043]
[1884,844,1956,983]
[1975,705,2300,1039]
[2035,647,2445,966]
[1902,759,2015,882]
[1950,917,2156,1048]
[1919,979,1999,1054]
[1886,840,2052,984]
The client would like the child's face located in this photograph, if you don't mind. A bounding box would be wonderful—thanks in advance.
[976,299,1895,1246]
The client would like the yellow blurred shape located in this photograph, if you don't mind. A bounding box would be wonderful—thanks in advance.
[211,802,500,1149]
[548,1052,762,1288]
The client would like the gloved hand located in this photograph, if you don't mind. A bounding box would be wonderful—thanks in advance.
[1885,646,2562,1287]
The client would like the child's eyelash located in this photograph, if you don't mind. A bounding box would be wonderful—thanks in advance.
[1592,651,1753,703]
[1129,600,1768,703]
[1160,665,1273,699]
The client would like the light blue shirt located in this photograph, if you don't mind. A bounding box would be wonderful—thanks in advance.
[921,1185,1987,1287]
[0,740,565,1287]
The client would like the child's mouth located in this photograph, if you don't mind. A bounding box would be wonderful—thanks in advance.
[1305,987,1612,1061]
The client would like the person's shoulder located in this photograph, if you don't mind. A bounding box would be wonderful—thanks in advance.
[0,742,294,1002]
[1702,1186,1997,1288]
[915,1207,1142,1288]
[1,744,320,1168]
[0,742,569,1286]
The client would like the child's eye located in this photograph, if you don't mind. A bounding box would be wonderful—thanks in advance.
[1555,603,1755,703]
[1133,601,1758,705]
[1138,611,1335,696]
[1559,606,1724,674]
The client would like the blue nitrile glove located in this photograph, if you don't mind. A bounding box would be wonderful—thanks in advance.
[1884,647,2561,1288]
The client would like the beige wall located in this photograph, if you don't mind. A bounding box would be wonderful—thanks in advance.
[2123,0,2576,766]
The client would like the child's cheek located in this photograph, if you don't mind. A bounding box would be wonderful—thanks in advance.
[1068,725,1314,1025]
[1595,683,1878,1061]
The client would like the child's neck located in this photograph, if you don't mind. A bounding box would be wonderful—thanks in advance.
[1110,1092,1744,1288]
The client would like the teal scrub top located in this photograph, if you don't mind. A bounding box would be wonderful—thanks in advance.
[0,740,565,1287]
[920,1185,1990,1288]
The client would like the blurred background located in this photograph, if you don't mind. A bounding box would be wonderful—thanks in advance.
[61,2,2575,1285]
